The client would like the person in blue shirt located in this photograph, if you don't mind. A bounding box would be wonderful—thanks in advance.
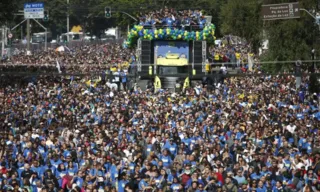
[165,14,174,27]
[118,173,129,192]
[72,171,84,188]
[120,70,127,91]
[55,163,67,187]
[170,177,182,191]
[196,183,207,192]
[256,180,267,192]
[250,168,263,180]
[50,155,62,169]
[66,161,78,177]
[158,149,173,168]
[30,160,42,179]
[186,172,205,189]
[198,16,206,29]
[138,175,151,191]
[272,181,286,192]
[163,138,177,157]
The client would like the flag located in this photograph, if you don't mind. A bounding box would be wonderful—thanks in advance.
[55,46,71,52]
[56,59,62,73]
[85,76,101,88]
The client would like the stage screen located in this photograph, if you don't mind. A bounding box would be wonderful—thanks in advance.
[154,41,189,65]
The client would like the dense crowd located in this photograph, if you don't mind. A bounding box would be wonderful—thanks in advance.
[0,43,135,72]
[138,7,207,29]
[209,41,255,71]
[0,69,320,192]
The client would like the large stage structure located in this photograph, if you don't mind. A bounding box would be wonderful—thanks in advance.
[136,39,207,91]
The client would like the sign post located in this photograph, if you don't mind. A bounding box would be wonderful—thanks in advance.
[24,2,44,19]
[262,2,300,21]
[32,19,47,51]
[24,2,45,54]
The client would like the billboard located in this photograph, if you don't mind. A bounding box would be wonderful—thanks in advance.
[154,41,189,65]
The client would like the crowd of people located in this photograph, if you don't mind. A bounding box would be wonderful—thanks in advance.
[138,7,207,29]
[0,65,320,192]
[0,21,320,192]
[208,38,255,71]
[0,43,135,73]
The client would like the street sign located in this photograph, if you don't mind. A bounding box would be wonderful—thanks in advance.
[24,2,44,19]
[8,33,13,39]
[262,2,300,21]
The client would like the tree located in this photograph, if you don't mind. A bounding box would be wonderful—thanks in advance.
[0,0,20,25]
[220,0,263,53]
[261,0,318,72]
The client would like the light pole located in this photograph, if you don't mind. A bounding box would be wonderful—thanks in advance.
[32,19,47,51]
[300,9,319,72]
[67,0,70,42]
[300,8,320,30]
[120,11,137,34]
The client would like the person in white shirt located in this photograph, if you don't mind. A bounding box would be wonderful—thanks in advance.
[286,122,296,134]
[220,64,227,74]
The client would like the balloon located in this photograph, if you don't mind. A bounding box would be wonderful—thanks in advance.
[124,24,216,48]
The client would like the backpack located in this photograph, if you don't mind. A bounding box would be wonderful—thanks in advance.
[223,184,236,192]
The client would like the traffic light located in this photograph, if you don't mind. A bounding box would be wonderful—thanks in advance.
[105,7,111,18]
[43,10,49,21]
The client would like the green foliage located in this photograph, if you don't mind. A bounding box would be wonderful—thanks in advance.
[0,0,20,25]
[3,0,320,73]
[261,0,318,73]
[220,0,263,52]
